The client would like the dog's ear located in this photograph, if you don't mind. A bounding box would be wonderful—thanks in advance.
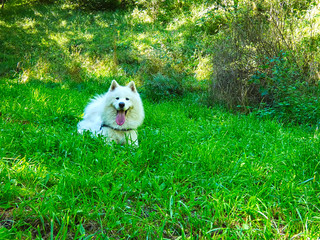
[127,81,136,92]
[110,80,119,91]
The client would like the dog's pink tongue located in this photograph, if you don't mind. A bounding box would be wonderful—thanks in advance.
[116,111,126,126]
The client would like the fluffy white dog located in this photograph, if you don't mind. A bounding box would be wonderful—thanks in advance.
[77,80,145,145]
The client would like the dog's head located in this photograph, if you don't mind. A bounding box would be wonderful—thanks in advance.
[107,80,143,127]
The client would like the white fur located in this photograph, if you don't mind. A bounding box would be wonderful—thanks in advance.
[77,80,144,145]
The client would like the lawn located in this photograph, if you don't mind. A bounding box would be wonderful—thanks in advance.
[1,1,320,239]
[1,78,320,239]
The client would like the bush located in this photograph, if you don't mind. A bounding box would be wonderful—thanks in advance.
[143,73,183,101]
[209,34,262,111]
[252,53,320,124]
[208,0,320,124]
[209,1,276,111]
[70,0,123,10]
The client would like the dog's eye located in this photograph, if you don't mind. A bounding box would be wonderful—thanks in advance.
[126,98,129,101]
[116,97,119,100]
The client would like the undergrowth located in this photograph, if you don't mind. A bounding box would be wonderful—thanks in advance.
[209,0,320,124]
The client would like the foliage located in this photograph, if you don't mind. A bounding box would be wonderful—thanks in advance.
[252,53,320,124]
[209,0,320,124]
[69,0,122,11]
[209,32,262,110]
[143,72,183,101]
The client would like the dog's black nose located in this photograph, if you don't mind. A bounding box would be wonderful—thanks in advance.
[119,102,125,108]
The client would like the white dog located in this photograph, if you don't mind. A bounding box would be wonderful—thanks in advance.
[77,80,144,145]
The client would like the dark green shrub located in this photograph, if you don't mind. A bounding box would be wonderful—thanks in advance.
[71,0,122,10]
[143,73,183,101]
[38,0,57,3]
[252,53,320,124]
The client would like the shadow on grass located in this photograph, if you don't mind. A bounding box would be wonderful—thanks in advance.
[0,1,209,99]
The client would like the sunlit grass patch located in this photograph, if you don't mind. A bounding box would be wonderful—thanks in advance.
[1,78,320,238]
[131,8,154,23]
[194,54,213,81]
[16,17,37,32]
[0,1,214,90]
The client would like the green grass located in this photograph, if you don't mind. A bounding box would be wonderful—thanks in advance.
[1,78,320,239]
[0,1,211,91]
[1,1,320,239]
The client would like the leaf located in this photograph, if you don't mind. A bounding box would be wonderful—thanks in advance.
[260,88,268,96]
